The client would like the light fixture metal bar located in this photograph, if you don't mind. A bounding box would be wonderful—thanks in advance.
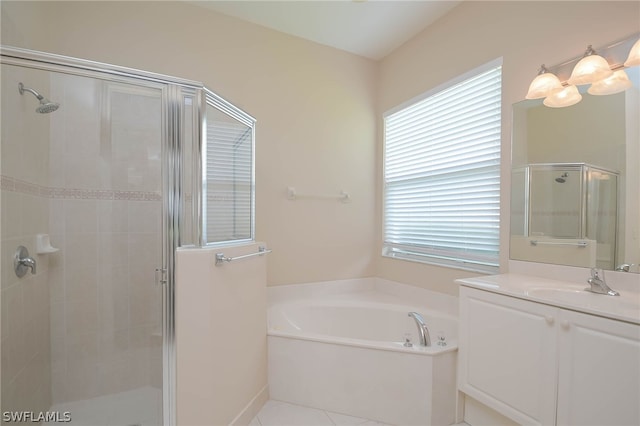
[546,32,639,83]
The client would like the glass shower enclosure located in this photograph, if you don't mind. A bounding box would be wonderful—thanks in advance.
[0,47,204,426]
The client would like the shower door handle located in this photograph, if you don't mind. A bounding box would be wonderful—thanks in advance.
[155,268,167,286]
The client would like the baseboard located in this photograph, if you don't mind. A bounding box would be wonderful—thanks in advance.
[463,395,518,426]
[229,385,269,426]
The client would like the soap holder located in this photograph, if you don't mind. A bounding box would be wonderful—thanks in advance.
[36,234,59,254]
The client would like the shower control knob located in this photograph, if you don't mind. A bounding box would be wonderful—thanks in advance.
[14,245,36,278]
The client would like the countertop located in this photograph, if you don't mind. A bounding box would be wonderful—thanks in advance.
[457,273,640,325]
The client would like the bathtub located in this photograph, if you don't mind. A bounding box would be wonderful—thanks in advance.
[267,279,458,426]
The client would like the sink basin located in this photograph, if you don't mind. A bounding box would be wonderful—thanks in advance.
[526,286,640,313]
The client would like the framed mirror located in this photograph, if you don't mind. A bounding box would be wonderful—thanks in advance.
[510,66,639,273]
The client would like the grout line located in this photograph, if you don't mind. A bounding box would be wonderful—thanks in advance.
[255,400,394,426]
[323,409,337,425]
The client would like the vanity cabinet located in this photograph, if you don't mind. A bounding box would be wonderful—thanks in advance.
[458,286,640,426]
[555,308,640,425]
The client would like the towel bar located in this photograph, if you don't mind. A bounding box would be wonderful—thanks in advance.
[215,246,272,266]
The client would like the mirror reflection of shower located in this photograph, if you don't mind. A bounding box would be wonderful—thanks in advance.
[520,163,619,269]
[555,172,568,183]
[18,82,60,113]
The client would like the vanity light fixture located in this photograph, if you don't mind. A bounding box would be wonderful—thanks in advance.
[525,65,563,99]
[528,34,639,108]
[588,69,632,95]
[543,84,582,108]
[624,38,640,67]
[568,45,613,85]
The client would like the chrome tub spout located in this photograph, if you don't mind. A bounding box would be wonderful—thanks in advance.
[408,312,431,346]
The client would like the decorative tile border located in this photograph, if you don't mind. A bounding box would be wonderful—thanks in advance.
[0,175,13,191]
[0,175,161,201]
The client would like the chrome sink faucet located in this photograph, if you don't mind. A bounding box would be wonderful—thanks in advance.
[586,268,619,296]
[615,263,634,272]
[408,312,431,346]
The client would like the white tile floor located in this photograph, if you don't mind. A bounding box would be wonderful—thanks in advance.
[250,400,393,425]
[251,400,472,426]
[44,393,467,426]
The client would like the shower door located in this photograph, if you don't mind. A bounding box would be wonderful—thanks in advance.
[1,63,165,425]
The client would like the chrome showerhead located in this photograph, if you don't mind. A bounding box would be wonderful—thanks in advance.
[555,172,569,183]
[18,82,60,114]
[36,101,60,114]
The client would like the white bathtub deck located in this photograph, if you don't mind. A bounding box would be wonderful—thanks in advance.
[268,278,458,318]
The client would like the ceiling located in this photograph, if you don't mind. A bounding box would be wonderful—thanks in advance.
[189,1,462,60]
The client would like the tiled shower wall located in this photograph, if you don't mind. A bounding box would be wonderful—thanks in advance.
[1,65,53,417]
[47,74,163,404]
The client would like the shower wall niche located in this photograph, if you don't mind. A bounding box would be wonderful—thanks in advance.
[511,163,619,270]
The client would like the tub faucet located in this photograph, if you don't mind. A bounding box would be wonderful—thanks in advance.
[586,268,619,296]
[408,312,431,347]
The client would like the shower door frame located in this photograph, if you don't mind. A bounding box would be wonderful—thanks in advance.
[0,45,202,426]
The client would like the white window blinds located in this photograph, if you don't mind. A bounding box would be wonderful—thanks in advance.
[203,99,255,245]
[383,64,502,272]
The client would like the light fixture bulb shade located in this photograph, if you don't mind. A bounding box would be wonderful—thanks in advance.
[525,72,563,99]
[543,85,582,108]
[588,70,632,95]
[568,54,613,85]
[624,38,640,67]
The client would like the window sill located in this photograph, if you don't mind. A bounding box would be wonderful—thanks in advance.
[382,250,499,275]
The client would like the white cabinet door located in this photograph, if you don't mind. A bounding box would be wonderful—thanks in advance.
[459,287,558,425]
[556,309,640,426]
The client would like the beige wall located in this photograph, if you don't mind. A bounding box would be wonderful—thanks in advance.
[377,1,640,295]
[1,0,378,287]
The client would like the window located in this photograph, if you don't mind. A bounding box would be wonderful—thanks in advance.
[383,61,502,273]
[203,90,255,245]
